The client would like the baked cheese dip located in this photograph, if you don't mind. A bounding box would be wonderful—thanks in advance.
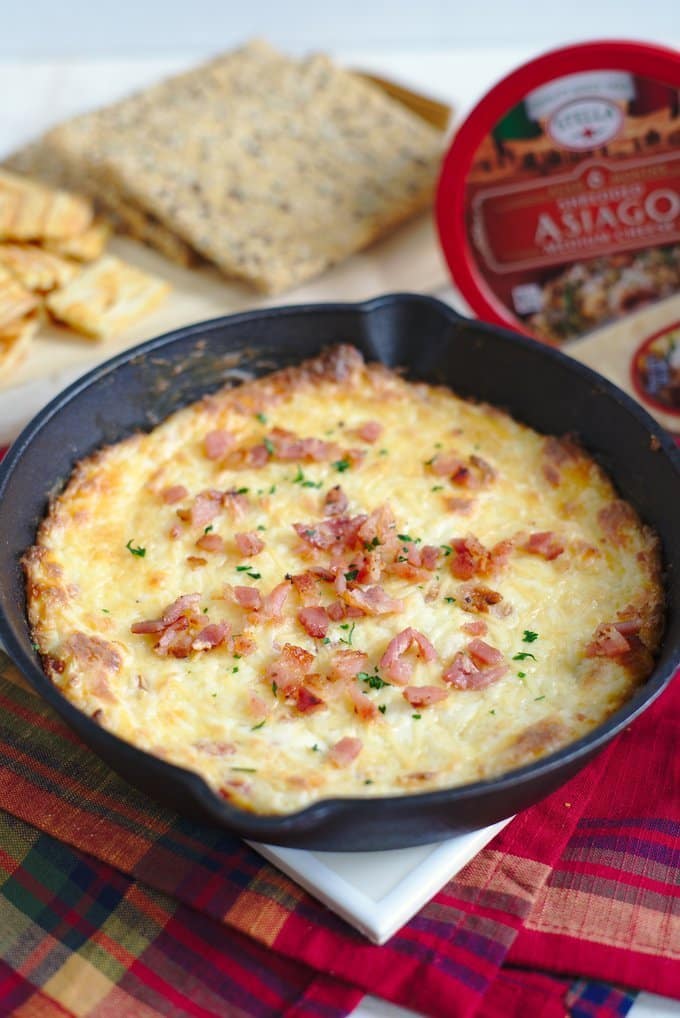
[24,346,664,814]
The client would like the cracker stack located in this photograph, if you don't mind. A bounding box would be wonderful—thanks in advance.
[8,40,444,294]
[0,169,170,375]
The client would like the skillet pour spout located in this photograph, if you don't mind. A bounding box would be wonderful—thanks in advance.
[0,294,678,850]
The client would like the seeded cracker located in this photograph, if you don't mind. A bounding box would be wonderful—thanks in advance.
[46,255,170,338]
[0,311,39,374]
[0,169,92,242]
[0,244,80,292]
[37,40,443,293]
[0,264,40,329]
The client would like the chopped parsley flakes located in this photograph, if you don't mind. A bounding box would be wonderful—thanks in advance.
[444,596,456,604]
[378,704,387,714]
[339,622,356,646]
[333,458,351,472]
[236,566,261,580]
[523,630,539,643]
[513,652,536,661]
[412,713,422,720]
[358,671,390,690]
[263,438,275,456]
[255,412,267,424]
[344,569,359,582]
[251,720,266,730]
[292,465,322,488]
[125,539,146,557]
[230,767,256,773]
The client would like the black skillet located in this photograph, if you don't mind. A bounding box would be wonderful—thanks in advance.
[0,294,678,851]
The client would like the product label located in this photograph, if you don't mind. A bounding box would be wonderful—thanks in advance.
[464,69,680,343]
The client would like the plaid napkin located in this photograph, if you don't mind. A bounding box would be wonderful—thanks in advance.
[0,648,677,1018]
[0,453,678,1018]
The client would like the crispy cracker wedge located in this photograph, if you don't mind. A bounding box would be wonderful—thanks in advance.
[0,244,80,292]
[45,254,170,338]
[0,168,92,242]
[0,264,40,329]
[0,310,39,375]
[45,218,111,263]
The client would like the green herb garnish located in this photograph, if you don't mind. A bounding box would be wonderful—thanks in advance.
[271,681,278,696]
[333,458,351,473]
[263,438,275,456]
[251,720,266,730]
[204,525,214,534]
[523,630,539,643]
[378,704,387,714]
[339,622,356,646]
[440,545,452,556]
[444,596,456,604]
[358,671,390,690]
[231,767,256,773]
[344,569,359,582]
[431,485,444,492]
[311,744,319,752]
[398,534,414,542]
[412,713,422,720]
[517,671,526,679]
[534,695,546,702]
[125,539,146,557]
[513,652,536,661]
[255,412,267,424]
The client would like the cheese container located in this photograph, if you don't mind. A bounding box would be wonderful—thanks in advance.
[436,40,680,427]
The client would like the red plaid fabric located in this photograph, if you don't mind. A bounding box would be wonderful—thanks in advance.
[0,442,677,1017]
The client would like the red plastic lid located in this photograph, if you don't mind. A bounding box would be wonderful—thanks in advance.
[436,41,680,344]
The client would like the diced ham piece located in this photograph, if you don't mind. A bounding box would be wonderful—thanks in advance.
[295,686,325,713]
[342,585,404,616]
[357,504,398,553]
[222,491,250,520]
[328,736,363,767]
[327,601,346,622]
[347,681,378,720]
[450,536,492,580]
[235,531,265,557]
[585,623,632,658]
[262,581,290,621]
[293,514,367,551]
[380,627,437,685]
[267,643,314,694]
[598,501,637,546]
[524,531,565,561]
[541,435,582,486]
[266,428,340,463]
[329,650,368,681]
[324,485,349,517]
[354,420,382,443]
[443,639,507,689]
[298,606,330,639]
[430,451,465,476]
[420,545,440,570]
[248,444,270,468]
[193,740,235,756]
[204,429,235,460]
[248,692,269,721]
[345,448,366,468]
[192,622,229,651]
[234,586,263,612]
[403,685,449,707]
[196,533,225,553]
[161,484,188,504]
[457,583,503,614]
[290,571,319,605]
[132,593,202,634]
[232,634,256,657]
[467,638,504,668]
[185,490,223,528]
[445,496,475,514]
[461,620,487,636]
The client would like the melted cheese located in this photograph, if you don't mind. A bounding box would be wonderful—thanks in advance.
[25,347,663,814]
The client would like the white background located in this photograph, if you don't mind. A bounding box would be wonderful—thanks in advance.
[1,0,676,58]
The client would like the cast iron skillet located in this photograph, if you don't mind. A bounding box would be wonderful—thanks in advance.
[0,294,679,851]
